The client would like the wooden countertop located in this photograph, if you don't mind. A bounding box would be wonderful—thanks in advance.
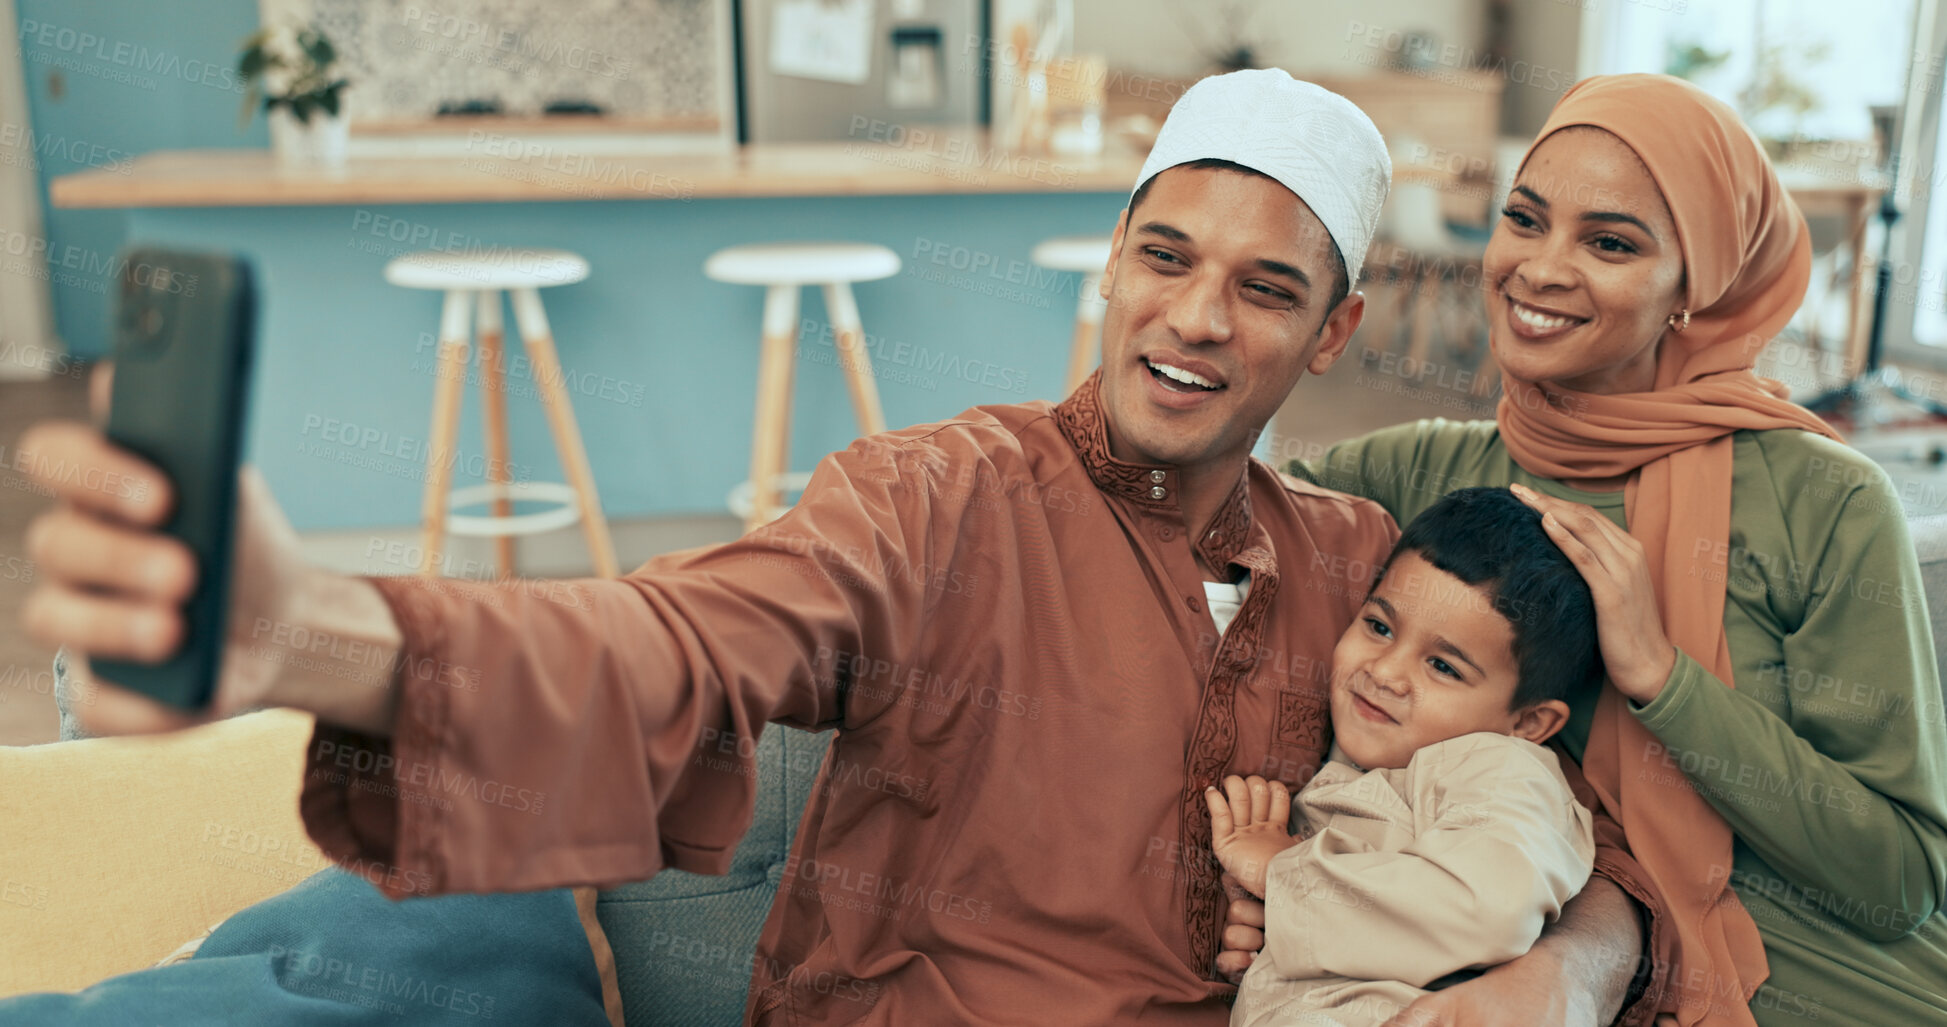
[51,132,1149,208]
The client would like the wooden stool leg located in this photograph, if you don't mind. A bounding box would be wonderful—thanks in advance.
[1464,261,1499,398]
[1386,265,1415,352]
[1361,270,1401,359]
[510,287,619,578]
[1064,272,1105,394]
[822,282,886,436]
[476,289,516,579]
[1841,198,1875,381]
[420,289,472,577]
[1406,264,1438,371]
[748,284,801,531]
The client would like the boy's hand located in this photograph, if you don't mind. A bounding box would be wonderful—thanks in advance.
[1215,873,1267,982]
[1203,775,1296,899]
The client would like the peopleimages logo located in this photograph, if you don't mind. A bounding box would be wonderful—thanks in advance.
[267,945,496,1018]
[401,5,634,79]
[1341,20,1579,93]
[16,19,247,93]
[461,132,692,198]
[311,739,547,816]
[781,853,995,925]
[0,231,198,295]
[0,122,134,173]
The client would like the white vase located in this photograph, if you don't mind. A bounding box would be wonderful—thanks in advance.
[268,107,349,171]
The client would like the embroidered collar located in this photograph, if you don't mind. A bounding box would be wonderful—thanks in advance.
[1054,371,1256,569]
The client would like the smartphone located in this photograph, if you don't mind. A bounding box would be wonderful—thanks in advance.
[92,248,257,710]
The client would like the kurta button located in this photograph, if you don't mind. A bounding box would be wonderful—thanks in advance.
[1187,595,1204,613]
[1158,526,1175,541]
[1149,485,1167,500]
[1150,470,1167,483]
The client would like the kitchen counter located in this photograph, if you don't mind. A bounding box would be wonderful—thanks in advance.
[50,132,1149,208]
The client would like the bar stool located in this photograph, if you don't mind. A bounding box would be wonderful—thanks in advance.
[1032,235,1113,394]
[384,249,619,579]
[705,242,901,531]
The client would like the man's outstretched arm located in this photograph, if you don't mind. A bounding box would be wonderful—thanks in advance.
[22,411,956,900]
[296,437,963,899]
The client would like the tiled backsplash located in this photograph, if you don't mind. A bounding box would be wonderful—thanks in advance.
[258,0,724,123]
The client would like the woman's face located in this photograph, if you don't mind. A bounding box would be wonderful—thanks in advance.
[1483,127,1686,396]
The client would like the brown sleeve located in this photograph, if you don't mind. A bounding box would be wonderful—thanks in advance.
[1552,742,1675,1027]
[298,433,962,899]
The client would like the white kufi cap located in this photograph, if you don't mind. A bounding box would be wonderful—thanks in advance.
[1133,69,1392,286]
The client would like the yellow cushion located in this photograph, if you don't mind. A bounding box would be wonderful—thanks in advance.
[0,709,328,998]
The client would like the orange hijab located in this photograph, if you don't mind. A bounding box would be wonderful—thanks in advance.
[1495,75,1842,1025]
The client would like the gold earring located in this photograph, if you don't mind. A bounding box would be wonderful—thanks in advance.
[1667,309,1690,332]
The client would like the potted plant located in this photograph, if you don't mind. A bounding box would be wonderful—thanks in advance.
[237,24,350,170]
[1739,40,1833,161]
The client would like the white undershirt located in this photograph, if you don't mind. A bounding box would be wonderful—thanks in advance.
[1203,573,1252,636]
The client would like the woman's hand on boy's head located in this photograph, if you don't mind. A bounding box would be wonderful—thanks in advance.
[1508,484,1678,706]
[1204,775,1297,900]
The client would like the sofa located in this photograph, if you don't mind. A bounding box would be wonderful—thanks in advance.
[6,515,1945,1026]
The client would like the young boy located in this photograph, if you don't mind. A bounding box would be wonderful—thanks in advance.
[1206,487,1603,1027]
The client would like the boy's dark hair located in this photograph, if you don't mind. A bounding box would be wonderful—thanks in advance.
[1375,486,1603,710]
[1126,158,1351,318]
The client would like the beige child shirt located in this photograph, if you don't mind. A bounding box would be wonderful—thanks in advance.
[1232,732,1596,1027]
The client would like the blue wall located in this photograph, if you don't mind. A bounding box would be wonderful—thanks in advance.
[16,0,266,358]
[18,0,1130,528]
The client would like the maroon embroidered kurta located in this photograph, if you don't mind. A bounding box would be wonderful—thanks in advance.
[296,377,1661,1024]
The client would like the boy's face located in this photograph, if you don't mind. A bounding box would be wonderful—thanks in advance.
[1329,551,1556,771]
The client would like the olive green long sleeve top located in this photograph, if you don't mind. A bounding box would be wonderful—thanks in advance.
[1289,419,1947,1025]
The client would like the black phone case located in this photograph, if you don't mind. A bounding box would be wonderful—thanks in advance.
[93,248,256,709]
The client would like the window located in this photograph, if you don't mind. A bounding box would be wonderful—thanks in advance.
[1585,0,1947,360]
[1583,0,1912,142]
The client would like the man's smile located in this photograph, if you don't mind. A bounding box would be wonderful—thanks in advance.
[1142,355,1228,393]
[1137,353,1231,413]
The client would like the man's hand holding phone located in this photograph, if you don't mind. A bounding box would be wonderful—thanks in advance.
[17,365,404,737]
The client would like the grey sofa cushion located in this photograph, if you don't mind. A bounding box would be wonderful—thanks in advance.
[598,727,832,1027]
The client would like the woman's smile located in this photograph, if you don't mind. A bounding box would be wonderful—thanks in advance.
[1502,296,1588,341]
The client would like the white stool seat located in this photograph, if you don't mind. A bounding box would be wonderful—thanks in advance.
[704,242,900,286]
[384,249,590,291]
[727,472,816,525]
[1032,235,1114,273]
[1034,235,1115,394]
[445,481,584,537]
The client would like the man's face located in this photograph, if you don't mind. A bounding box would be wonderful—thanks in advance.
[1095,166,1360,472]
